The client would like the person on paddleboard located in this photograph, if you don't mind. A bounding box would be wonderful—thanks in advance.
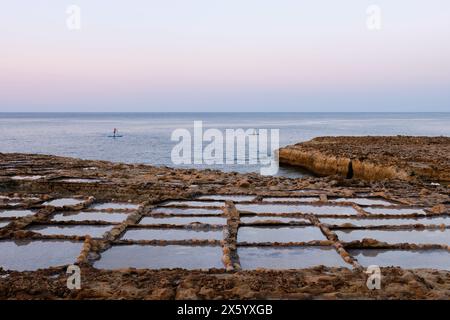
[113,128,118,137]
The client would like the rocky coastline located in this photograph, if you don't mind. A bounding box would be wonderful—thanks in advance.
[0,138,449,300]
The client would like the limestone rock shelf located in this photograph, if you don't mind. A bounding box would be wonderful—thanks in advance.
[279,136,450,183]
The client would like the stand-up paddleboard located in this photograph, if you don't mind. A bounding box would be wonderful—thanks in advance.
[109,128,123,138]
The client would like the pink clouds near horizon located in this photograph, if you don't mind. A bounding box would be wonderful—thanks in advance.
[1,0,449,111]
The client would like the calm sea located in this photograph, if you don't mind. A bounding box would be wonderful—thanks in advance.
[0,113,449,177]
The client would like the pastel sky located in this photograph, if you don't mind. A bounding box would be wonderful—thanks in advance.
[1,0,449,112]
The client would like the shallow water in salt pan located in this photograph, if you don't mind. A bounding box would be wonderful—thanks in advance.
[238,226,326,243]
[364,207,427,215]
[43,198,85,207]
[321,216,450,227]
[59,178,102,183]
[151,207,223,215]
[52,211,128,223]
[335,229,450,245]
[0,209,36,218]
[0,240,83,271]
[29,225,113,238]
[262,197,319,203]
[161,201,224,207]
[139,216,226,225]
[94,245,223,269]
[235,204,357,215]
[11,175,43,181]
[121,228,223,241]
[196,195,255,202]
[4,202,23,206]
[330,198,393,206]
[239,246,348,270]
[240,216,310,224]
[91,203,138,210]
[350,249,450,270]
[0,221,10,228]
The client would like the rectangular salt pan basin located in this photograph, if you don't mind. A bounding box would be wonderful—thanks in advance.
[0,210,36,218]
[335,229,450,245]
[0,240,83,271]
[0,221,10,228]
[4,202,23,206]
[236,204,357,215]
[365,207,426,215]
[91,203,139,210]
[241,216,310,224]
[139,216,226,225]
[29,225,113,238]
[94,245,223,270]
[122,228,223,241]
[11,175,43,181]
[52,211,128,223]
[59,178,101,183]
[152,207,223,215]
[196,195,255,202]
[262,197,319,203]
[321,217,450,227]
[331,198,393,206]
[239,246,348,270]
[43,198,85,207]
[161,201,224,207]
[350,249,450,270]
[238,226,326,243]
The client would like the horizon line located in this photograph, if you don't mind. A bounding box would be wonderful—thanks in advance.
[1,111,449,114]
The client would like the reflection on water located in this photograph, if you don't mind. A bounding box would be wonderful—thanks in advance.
[161,201,224,207]
[196,195,256,202]
[262,197,319,203]
[0,221,10,228]
[29,225,113,238]
[94,245,223,269]
[43,198,85,207]
[121,228,223,241]
[52,211,129,223]
[0,240,83,271]
[91,203,139,210]
[139,216,226,225]
[239,246,348,270]
[236,204,357,215]
[151,207,223,215]
[11,175,43,181]
[238,226,326,243]
[350,249,450,270]
[240,216,309,224]
[365,207,427,215]
[321,216,450,226]
[330,198,393,206]
[59,178,102,183]
[335,229,450,245]
[0,210,36,218]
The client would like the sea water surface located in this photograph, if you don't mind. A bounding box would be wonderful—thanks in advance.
[0,113,449,177]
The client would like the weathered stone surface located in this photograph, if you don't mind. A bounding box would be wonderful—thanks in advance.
[1,267,448,300]
[0,152,449,300]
